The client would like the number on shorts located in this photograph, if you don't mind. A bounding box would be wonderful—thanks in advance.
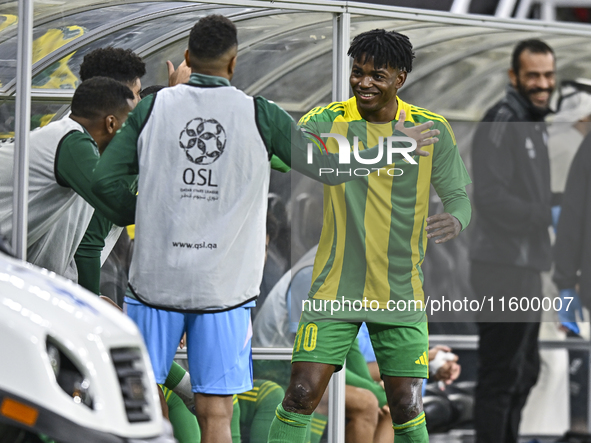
[295,323,318,352]
[295,324,304,352]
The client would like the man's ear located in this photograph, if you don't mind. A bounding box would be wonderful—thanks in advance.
[508,68,517,88]
[104,115,118,135]
[395,70,407,89]
[228,55,237,77]
[184,49,191,68]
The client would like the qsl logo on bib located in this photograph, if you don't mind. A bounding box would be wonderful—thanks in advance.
[179,118,226,165]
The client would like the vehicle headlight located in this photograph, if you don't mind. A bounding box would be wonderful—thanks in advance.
[46,337,93,409]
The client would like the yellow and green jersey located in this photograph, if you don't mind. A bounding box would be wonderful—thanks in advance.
[300,96,471,309]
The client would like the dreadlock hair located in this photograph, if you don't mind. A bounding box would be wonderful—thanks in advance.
[348,29,414,73]
[512,39,554,75]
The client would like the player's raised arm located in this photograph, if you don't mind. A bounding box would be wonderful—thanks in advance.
[254,96,438,186]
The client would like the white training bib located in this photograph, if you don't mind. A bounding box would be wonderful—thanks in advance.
[130,84,271,311]
[0,118,94,276]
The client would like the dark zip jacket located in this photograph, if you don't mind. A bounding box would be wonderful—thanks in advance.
[553,133,591,305]
[470,86,552,271]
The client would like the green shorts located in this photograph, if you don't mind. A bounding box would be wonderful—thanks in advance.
[291,313,429,378]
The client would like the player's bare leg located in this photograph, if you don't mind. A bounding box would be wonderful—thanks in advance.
[374,405,395,443]
[268,362,334,443]
[345,385,379,443]
[195,393,234,443]
[382,376,428,442]
[283,362,334,414]
[158,385,169,420]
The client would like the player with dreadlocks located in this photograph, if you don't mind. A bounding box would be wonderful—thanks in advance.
[267,29,472,443]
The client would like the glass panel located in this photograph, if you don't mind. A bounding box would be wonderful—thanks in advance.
[141,12,334,116]
[400,31,591,121]
[259,52,332,114]
[0,2,195,89]
[0,12,17,35]
[28,6,253,91]
[0,98,69,139]
[0,0,187,21]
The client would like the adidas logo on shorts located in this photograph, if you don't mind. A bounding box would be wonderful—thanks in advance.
[415,351,428,366]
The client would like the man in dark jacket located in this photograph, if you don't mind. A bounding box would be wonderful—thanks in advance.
[553,132,591,330]
[470,39,555,443]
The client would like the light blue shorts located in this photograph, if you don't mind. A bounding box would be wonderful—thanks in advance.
[125,297,253,395]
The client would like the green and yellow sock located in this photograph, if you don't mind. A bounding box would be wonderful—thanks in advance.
[268,403,312,443]
[393,411,428,442]
[162,386,201,443]
[245,380,285,443]
[309,413,327,443]
[164,361,193,409]
[164,361,187,389]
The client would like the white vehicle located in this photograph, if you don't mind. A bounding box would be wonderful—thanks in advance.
[0,247,175,443]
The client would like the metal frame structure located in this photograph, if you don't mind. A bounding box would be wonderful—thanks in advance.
[12,0,32,260]
[12,1,591,440]
[327,13,350,441]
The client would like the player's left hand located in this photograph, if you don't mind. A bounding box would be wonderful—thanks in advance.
[425,213,461,244]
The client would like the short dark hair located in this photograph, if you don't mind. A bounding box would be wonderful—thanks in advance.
[79,47,146,84]
[71,77,133,119]
[512,39,554,74]
[188,15,237,60]
[348,29,415,72]
[140,85,166,99]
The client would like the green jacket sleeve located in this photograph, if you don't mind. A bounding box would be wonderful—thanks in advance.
[55,129,135,226]
[254,96,405,186]
[74,211,113,294]
[91,95,154,226]
[440,187,471,231]
[75,255,101,295]
[270,154,290,172]
[430,121,472,230]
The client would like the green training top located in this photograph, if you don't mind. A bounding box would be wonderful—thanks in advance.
[300,96,472,308]
[54,127,136,292]
[54,128,134,225]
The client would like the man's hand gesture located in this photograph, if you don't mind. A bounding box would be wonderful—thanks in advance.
[167,60,191,86]
[395,109,440,158]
